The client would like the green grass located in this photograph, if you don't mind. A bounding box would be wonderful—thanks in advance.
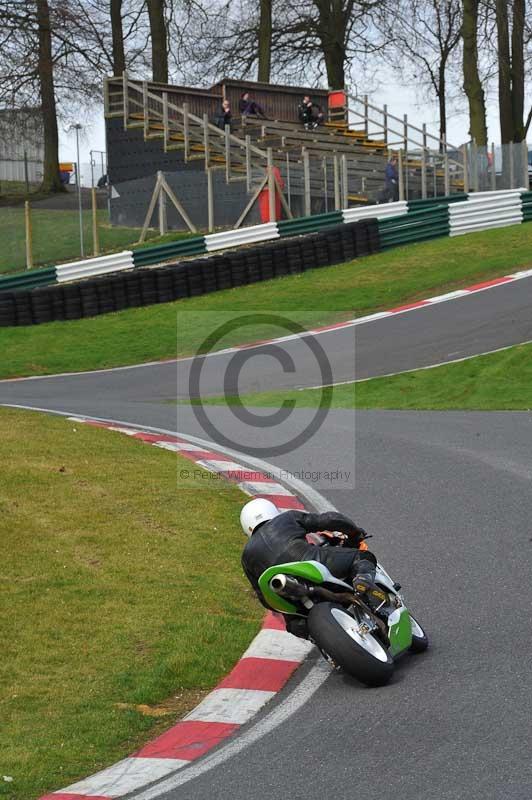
[0,209,194,275]
[191,341,532,411]
[0,408,261,800]
[0,179,42,199]
[2,223,532,379]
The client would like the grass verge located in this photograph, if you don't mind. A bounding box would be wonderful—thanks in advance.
[0,408,261,800]
[2,223,532,379]
[190,341,532,411]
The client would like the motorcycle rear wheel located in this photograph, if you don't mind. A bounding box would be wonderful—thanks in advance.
[308,602,394,686]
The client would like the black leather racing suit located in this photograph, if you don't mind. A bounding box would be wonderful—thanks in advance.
[241,510,376,612]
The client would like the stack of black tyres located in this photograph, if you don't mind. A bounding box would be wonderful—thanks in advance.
[0,218,380,327]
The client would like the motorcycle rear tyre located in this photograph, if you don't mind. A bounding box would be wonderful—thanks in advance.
[308,602,394,686]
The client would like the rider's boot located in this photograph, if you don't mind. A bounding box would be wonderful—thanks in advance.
[352,559,383,601]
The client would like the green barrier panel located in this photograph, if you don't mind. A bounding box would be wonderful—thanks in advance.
[277,211,343,236]
[0,266,57,293]
[380,223,450,247]
[407,194,467,210]
[381,225,450,244]
[380,210,448,228]
[379,205,449,227]
[132,237,207,266]
[378,216,449,237]
[381,230,450,250]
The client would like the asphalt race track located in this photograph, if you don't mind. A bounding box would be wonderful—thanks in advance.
[2,278,532,799]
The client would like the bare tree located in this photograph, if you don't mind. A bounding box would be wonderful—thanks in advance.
[111,0,126,76]
[462,0,488,145]
[147,0,168,82]
[258,0,272,81]
[176,0,384,90]
[36,0,62,191]
[495,0,526,142]
[382,0,462,144]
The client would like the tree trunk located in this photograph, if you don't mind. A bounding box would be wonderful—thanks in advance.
[36,0,63,193]
[496,0,513,144]
[110,0,126,77]
[323,41,345,89]
[438,64,447,147]
[511,0,525,141]
[313,0,346,89]
[257,0,272,82]
[147,0,168,83]
[462,0,487,146]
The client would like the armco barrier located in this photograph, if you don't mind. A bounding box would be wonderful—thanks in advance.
[205,222,279,252]
[407,194,468,211]
[342,202,408,223]
[0,266,57,292]
[449,191,523,237]
[55,251,134,283]
[2,188,531,295]
[379,205,450,249]
[0,219,380,327]
[277,211,343,236]
[132,236,207,267]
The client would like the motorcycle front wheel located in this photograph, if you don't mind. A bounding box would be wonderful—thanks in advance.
[308,602,394,686]
[409,614,429,653]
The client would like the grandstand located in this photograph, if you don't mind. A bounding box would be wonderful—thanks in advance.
[104,76,465,230]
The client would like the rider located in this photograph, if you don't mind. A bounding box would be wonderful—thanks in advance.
[240,498,379,633]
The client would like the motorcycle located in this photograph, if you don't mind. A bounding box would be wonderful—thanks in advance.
[258,532,428,686]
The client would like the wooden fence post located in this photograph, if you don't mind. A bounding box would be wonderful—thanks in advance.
[158,175,167,235]
[341,154,348,208]
[25,201,33,270]
[398,150,405,201]
[183,102,190,161]
[333,154,341,210]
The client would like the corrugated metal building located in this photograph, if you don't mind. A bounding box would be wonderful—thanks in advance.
[0,108,44,183]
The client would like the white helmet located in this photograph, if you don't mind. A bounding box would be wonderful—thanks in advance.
[240,498,280,537]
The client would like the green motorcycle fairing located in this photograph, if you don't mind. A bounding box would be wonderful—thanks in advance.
[258,560,351,615]
[387,607,413,655]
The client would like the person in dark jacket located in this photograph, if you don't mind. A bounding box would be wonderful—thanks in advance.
[384,154,399,201]
[216,98,232,130]
[240,498,378,618]
[298,95,324,129]
[239,91,265,118]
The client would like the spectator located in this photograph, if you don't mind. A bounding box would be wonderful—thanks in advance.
[298,95,324,130]
[384,154,399,201]
[239,91,265,118]
[216,98,232,130]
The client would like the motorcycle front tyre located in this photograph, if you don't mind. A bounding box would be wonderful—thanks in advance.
[308,602,394,687]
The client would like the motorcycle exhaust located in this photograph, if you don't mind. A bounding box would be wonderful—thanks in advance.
[269,574,306,596]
